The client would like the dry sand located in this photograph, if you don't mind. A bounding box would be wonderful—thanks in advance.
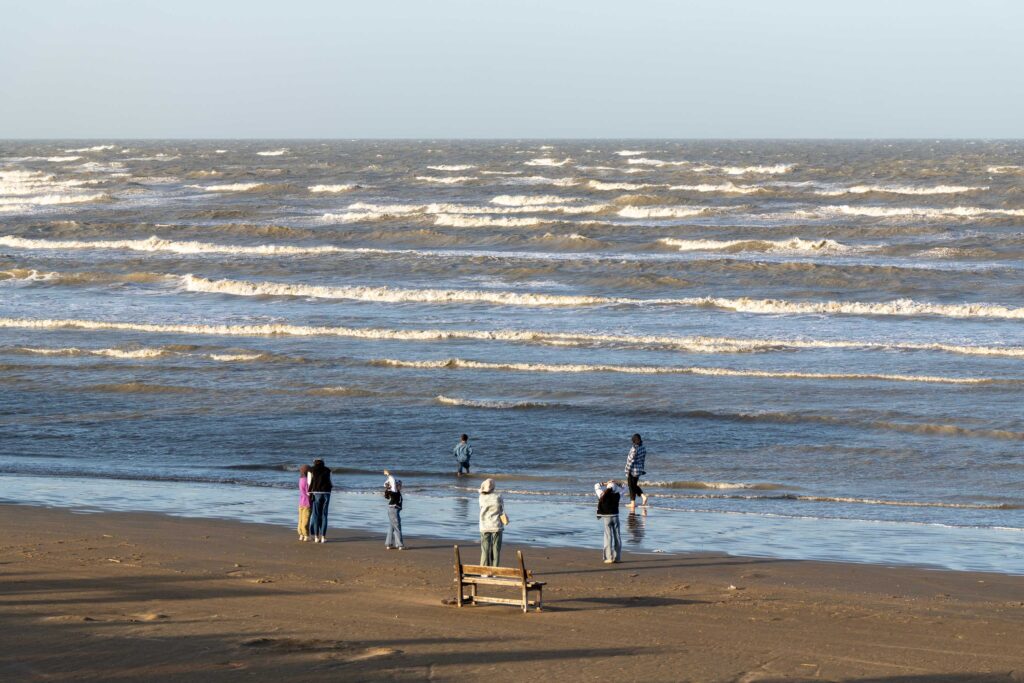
[0,504,1021,682]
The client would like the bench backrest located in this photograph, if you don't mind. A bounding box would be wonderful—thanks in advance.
[454,545,533,581]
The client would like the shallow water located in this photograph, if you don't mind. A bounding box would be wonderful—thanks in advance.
[1,140,1022,573]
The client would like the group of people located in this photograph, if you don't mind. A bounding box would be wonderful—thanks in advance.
[294,433,650,566]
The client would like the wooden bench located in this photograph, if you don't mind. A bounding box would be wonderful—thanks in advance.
[453,545,545,613]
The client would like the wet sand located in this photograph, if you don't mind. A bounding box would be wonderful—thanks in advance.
[1,504,1022,682]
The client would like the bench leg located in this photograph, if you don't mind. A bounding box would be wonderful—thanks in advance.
[536,586,543,612]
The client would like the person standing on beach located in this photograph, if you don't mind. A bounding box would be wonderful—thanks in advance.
[478,478,507,566]
[453,434,473,476]
[624,433,649,510]
[595,480,627,563]
[308,458,333,543]
[384,470,404,550]
[297,464,312,542]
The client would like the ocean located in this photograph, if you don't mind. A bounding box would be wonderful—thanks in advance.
[1,139,1021,573]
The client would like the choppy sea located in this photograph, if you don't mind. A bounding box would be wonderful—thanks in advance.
[1,140,1021,573]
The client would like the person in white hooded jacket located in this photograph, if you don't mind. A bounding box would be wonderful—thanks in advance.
[478,478,507,566]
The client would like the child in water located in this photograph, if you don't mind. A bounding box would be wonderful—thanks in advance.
[383,470,404,550]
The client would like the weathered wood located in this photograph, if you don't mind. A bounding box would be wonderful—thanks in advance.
[451,545,544,612]
[457,577,545,587]
[460,564,524,578]
[454,545,463,608]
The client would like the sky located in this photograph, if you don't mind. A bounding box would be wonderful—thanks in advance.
[2,0,1022,139]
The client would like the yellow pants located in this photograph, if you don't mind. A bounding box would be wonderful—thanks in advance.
[298,506,311,537]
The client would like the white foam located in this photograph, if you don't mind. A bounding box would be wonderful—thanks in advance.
[427,164,475,171]
[509,176,578,187]
[490,194,575,206]
[1,316,1020,358]
[589,181,662,191]
[64,145,114,152]
[988,165,1024,174]
[182,274,606,305]
[415,175,477,184]
[435,395,548,409]
[618,205,710,218]
[669,182,763,194]
[822,205,1024,219]
[614,150,646,156]
[815,184,988,196]
[17,346,166,359]
[659,237,856,253]
[0,235,388,257]
[432,214,547,228]
[626,158,689,167]
[308,184,356,193]
[208,353,264,362]
[192,182,266,192]
[718,164,793,175]
[256,149,288,156]
[524,157,572,167]
[377,357,991,385]
[690,295,1024,320]
[481,170,521,176]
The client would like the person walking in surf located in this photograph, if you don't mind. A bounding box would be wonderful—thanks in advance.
[453,434,473,476]
[624,433,649,510]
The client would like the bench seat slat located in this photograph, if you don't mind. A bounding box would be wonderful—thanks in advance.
[460,565,530,578]
[459,578,546,587]
[468,596,541,607]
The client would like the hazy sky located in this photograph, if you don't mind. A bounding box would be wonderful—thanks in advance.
[2,0,1022,138]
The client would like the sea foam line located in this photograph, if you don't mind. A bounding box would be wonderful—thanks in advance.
[0,317,1020,358]
[659,237,859,253]
[0,235,389,257]
[374,357,997,385]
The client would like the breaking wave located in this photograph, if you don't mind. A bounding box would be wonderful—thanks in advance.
[435,395,551,409]
[618,205,712,218]
[589,180,662,191]
[65,145,115,152]
[815,184,988,196]
[308,184,356,193]
[524,157,572,167]
[819,205,1024,219]
[374,357,996,385]
[668,182,763,194]
[432,214,547,228]
[14,346,168,359]
[256,149,288,156]
[490,194,575,206]
[1,317,1019,358]
[658,237,857,254]
[415,175,477,184]
[0,235,388,257]
[427,164,475,171]
[192,183,266,192]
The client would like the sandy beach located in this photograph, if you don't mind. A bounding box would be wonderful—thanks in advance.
[1,504,1021,682]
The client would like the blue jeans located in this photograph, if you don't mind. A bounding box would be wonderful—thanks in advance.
[386,507,404,548]
[480,530,502,566]
[457,460,470,475]
[601,515,621,562]
[309,493,331,537]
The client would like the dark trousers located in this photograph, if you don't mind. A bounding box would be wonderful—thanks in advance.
[627,474,643,502]
[457,461,470,475]
[310,493,331,536]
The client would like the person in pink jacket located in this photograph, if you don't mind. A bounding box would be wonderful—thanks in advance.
[297,464,311,541]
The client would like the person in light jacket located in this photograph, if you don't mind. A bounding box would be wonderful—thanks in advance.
[454,434,473,476]
[478,478,507,566]
[383,472,404,550]
[595,480,627,563]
